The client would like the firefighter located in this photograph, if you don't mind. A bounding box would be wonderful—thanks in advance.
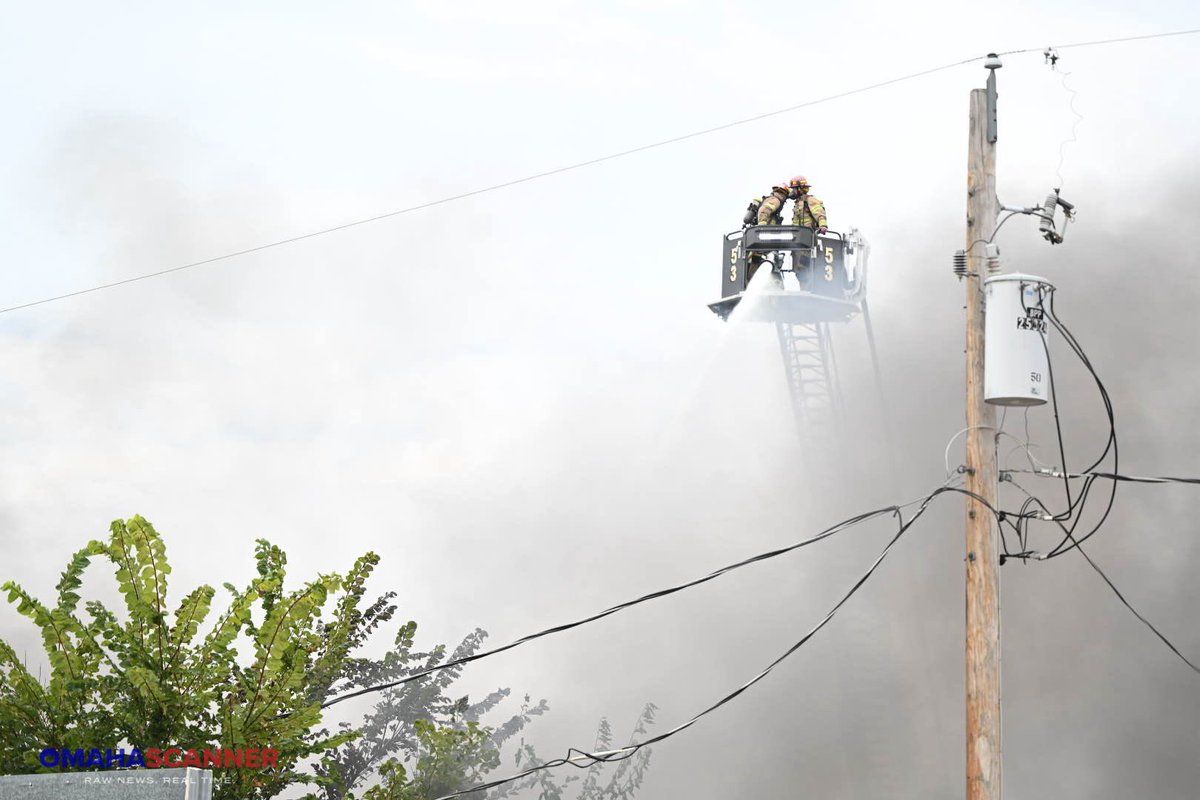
[754,182,791,226]
[788,175,828,234]
[775,175,828,284]
[753,175,829,231]
[746,181,792,288]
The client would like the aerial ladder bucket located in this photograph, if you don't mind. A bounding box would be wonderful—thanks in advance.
[708,225,882,447]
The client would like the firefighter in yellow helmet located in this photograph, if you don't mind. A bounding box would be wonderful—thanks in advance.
[746,176,828,287]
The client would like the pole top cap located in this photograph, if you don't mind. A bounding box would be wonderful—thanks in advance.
[984,53,1003,70]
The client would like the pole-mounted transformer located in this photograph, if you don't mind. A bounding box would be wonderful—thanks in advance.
[984,273,1053,406]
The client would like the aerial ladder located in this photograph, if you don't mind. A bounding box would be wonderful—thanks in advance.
[709,225,896,794]
[708,225,883,447]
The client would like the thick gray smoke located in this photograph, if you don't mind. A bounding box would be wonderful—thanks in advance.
[0,111,1196,800]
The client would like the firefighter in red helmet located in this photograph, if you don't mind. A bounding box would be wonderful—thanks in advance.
[745,175,829,287]
[755,175,828,233]
[786,175,828,234]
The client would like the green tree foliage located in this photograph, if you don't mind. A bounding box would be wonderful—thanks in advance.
[0,516,376,799]
[338,705,657,800]
[0,517,657,800]
[308,625,550,798]
[306,614,657,800]
[488,703,657,800]
[358,719,498,800]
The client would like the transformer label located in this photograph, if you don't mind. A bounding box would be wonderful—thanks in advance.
[1016,314,1047,333]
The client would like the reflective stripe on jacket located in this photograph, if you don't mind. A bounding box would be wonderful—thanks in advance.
[756,189,789,225]
[792,194,827,229]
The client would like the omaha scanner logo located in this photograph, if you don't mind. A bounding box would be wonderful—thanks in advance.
[38,747,280,770]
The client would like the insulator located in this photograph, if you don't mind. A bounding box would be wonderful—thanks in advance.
[985,243,1001,275]
[953,249,967,279]
[1038,190,1060,242]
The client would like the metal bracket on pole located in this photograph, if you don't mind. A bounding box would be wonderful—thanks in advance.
[984,53,1002,143]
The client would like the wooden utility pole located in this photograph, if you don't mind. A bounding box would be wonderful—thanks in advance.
[965,59,1002,800]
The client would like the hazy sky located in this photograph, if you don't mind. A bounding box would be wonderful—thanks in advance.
[2,3,1198,799]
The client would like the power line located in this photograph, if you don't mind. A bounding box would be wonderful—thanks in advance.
[1038,289,1118,559]
[996,27,1200,57]
[1072,538,1200,675]
[5,27,1198,317]
[433,485,966,800]
[996,284,1118,562]
[316,481,998,714]
[0,57,974,316]
[318,499,911,711]
[1008,468,1200,486]
[1004,477,1199,675]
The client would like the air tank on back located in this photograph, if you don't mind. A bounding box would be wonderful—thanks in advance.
[984,273,1053,406]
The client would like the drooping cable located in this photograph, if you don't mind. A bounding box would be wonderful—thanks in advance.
[994,283,1118,561]
[1040,289,1118,558]
[431,485,971,800]
[1072,539,1200,675]
[1004,284,1113,551]
[319,488,951,712]
[1038,288,1080,518]
[942,425,1028,478]
[1004,477,1199,675]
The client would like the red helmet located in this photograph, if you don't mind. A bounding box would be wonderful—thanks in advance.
[789,175,811,192]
